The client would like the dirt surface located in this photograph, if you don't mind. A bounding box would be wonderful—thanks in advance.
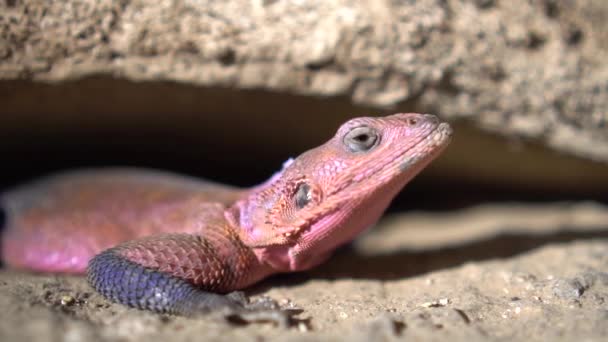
[1,202,607,341]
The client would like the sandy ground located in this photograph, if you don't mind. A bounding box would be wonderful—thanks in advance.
[1,202,607,341]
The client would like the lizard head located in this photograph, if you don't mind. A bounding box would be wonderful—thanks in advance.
[234,113,452,271]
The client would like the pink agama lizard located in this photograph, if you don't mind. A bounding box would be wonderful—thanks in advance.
[0,113,451,321]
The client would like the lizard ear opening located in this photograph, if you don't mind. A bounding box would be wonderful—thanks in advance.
[294,183,311,209]
[343,126,380,153]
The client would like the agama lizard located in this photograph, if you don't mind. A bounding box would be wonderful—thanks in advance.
[0,113,452,322]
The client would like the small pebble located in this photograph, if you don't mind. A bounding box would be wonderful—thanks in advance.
[552,279,586,300]
[61,295,76,306]
[420,298,451,308]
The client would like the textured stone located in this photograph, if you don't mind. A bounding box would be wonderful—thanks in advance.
[1,0,607,164]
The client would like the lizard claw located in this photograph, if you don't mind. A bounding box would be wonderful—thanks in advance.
[224,291,249,306]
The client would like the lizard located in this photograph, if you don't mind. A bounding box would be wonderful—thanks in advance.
[0,113,452,323]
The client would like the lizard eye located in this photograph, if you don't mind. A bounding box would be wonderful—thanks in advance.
[343,126,379,153]
[294,183,311,209]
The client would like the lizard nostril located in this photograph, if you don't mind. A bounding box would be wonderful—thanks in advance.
[406,118,418,126]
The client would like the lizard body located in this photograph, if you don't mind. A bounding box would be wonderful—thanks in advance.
[1,113,452,317]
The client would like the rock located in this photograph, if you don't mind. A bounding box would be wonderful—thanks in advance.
[1,0,607,169]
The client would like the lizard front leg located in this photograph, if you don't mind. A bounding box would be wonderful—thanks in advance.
[88,247,242,314]
[87,233,290,324]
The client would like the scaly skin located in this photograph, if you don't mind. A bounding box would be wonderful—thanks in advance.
[1,113,452,318]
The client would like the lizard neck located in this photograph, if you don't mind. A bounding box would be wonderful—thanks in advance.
[228,184,275,241]
[225,192,288,271]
